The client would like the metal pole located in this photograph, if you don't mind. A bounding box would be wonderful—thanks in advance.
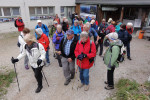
[41,69,49,87]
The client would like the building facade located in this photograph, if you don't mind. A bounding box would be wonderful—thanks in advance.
[76,0,150,31]
[0,0,75,33]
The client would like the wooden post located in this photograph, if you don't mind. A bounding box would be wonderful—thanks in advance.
[141,9,146,29]
[97,5,103,24]
[75,4,80,15]
[120,7,124,22]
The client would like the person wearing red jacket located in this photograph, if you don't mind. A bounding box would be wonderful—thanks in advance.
[35,28,50,66]
[74,31,96,91]
[16,16,24,32]
[106,21,116,34]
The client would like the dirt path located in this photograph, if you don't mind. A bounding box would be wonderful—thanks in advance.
[0,36,150,100]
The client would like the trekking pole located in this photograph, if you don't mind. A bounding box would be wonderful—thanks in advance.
[72,60,81,90]
[41,69,49,87]
[11,57,20,92]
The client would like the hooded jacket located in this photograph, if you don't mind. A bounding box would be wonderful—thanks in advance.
[74,38,96,69]
[104,39,123,70]
[17,42,46,68]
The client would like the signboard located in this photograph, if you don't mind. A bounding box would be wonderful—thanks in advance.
[134,19,141,28]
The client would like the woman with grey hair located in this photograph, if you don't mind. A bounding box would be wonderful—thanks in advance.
[11,34,46,93]
[74,31,96,91]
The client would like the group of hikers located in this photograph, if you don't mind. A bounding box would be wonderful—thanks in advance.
[11,14,133,93]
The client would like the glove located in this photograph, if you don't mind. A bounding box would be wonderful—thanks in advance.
[77,54,84,61]
[37,59,42,66]
[56,37,60,40]
[11,58,19,64]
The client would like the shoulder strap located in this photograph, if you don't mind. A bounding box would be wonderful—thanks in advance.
[20,35,23,38]
[55,32,58,36]
[43,24,47,30]
[89,40,92,53]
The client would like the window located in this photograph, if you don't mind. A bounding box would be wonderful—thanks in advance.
[0,8,2,16]
[12,7,20,16]
[61,7,65,13]
[29,7,35,15]
[0,7,20,23]
[3,8,11,16]
[61,6,75,18]
[43,7,48,14]
[29,7,55,20]
[37,7,42,15]
[49,7,54,15]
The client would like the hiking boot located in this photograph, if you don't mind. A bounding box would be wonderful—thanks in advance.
[78,83,84,88]
[84,85,90,91]
[25,65,29,70]
[35,86,43,93]
[70,74,74,79]
[64,80,71,85]
[104,81,108,84]
[127,57,132,60]
[105,85,114,90]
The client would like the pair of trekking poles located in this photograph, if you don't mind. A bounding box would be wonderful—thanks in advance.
[11,57,49,92]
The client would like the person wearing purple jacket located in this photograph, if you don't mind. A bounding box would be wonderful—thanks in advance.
[53,24,65,67]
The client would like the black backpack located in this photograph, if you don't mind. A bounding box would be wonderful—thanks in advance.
[14,20,18,28]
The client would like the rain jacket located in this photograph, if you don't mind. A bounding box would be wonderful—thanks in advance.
[104,39,123,70]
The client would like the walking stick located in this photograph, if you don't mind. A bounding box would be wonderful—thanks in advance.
[41,69,49,87]
[11,57,20,92]
[72,60,81,90]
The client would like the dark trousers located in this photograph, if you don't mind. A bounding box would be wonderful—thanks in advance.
[32,66,43,87]
[126,42,130,57]
[97,43,103,55]
[107,67,115,86]
[56,53,62,67]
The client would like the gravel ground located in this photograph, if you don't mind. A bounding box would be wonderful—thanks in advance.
[0,35,150,100]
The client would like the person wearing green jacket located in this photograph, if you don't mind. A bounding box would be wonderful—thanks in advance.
[103,32,123,90]
[49,21,58,38]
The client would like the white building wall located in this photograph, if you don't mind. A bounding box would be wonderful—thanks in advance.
[0,0,76,33]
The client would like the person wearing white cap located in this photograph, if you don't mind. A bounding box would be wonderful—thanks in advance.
[35,28,50,66]
[49,21,58,38]
[103,32,123,90]
[107,18,113,26]
[35,20,49,39]
[11,34,46,93]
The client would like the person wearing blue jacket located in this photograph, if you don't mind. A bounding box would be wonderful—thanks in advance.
[70,20,82,40]
[118,24,129,46]
[53,24,64,67]
[115,21,122,33]
[35,20,49,39]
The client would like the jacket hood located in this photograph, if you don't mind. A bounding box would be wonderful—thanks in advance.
[110,39,123,47]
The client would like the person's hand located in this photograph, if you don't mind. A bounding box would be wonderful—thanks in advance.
[77,33,79,36]
[95,41,98,45]
[57,51,61,55]
[77,54,84,61]
[56,37,60,40]
[37,59,42,66]
[99,37,101,39]
[68,58,72,62]
[11,58,19,64]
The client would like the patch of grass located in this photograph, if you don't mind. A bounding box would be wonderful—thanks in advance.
[0,70,15,98]
[107,78,150,100]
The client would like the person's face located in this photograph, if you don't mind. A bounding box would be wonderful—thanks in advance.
[67,34,74,40]
[102,20,105,24]
[57,28,62,33]
[86,16,88,19]
[54,23,57,27]
[83,25,89,32]
[127,25,131,29]
[56,14,58,18]
[23,33,27,36]
[81,37,88,43]
[26,41,33,46]
[38,22,42,27]
[74,22,78,26]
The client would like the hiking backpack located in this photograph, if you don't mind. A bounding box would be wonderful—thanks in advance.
[14,19,18,28]
[110,45,126,63]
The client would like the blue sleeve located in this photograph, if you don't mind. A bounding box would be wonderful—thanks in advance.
[35,25,38,39]
[79,26,82,34]
[92,28,98,37]
[53,34,57,43]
